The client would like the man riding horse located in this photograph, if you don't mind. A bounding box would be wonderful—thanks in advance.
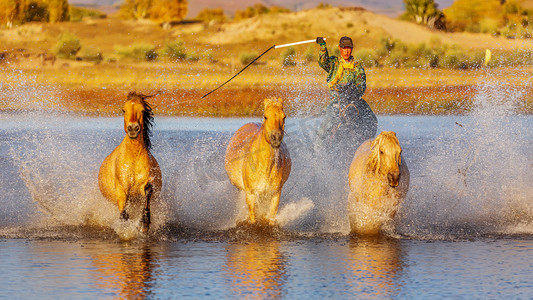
[315,36,377,162]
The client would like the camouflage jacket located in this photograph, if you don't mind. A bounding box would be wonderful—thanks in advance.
[318,45,366,101]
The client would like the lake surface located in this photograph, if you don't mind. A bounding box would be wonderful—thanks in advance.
[3,89,533,298]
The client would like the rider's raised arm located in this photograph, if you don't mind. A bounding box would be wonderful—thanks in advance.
[317,37,334,72]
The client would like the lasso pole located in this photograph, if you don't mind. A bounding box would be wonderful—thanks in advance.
[201,38,323,99]
[201,45,275,99]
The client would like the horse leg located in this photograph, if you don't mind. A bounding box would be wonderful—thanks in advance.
[245,193,256,224]
[118,192,129,221]
[140,183,153,233]
[268,192,281,226]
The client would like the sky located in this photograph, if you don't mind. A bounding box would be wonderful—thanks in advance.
[70,0,458,18]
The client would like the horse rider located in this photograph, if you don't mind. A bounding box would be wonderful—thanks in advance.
[315,36,376,152]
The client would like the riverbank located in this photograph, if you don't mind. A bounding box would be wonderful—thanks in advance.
[2,62,532,116]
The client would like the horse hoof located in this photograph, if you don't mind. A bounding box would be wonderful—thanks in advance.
[140,210,150,233]
[120,210,129,221]
[142,210,150,223]
[139,223,149,233]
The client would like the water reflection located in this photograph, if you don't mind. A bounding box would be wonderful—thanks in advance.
[347,237,404,297]
[89,244,156,299]
[224,241,287,298]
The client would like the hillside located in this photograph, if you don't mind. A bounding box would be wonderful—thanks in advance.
[69,0,455,18]
[2,5,533,117]
[198,6,533,52]
[1,6,531,64]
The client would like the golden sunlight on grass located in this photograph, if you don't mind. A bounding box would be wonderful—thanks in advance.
[2,61,533,116]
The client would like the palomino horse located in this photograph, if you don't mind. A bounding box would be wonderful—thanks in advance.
[348,131,409,236]
[225,98,291,226]
[98,92,162,232]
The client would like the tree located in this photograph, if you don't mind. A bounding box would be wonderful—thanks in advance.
[234,4,269,20]
[443,0,503,32]
[196,8,226,23]
[403,0,445,30]
[47,0,69,22]
[119,0,153,20]
[0,0,27,27]
[149,0,187,22]
[0,0,70,27]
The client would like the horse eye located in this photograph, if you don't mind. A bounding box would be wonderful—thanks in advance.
[264,116,268,120]
[122,109,125,113]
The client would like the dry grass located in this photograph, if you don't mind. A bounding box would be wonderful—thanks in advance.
[3,60,533,116]
[2,7,533,116]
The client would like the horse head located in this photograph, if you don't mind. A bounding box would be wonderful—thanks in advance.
[369,131,402,187]
[262,98,286,148]
[123,92,154,149]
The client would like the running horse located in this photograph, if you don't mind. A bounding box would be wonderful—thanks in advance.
[98,92,162,232]
[348,131,409,236]
[225,98,291,226]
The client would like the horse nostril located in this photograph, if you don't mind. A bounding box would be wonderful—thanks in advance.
[388,171,400,186]
[128,124,140,132]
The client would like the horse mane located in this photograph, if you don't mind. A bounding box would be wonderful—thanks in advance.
[367,131,397,175]
[264,97,283,111]
[127,91,155,150]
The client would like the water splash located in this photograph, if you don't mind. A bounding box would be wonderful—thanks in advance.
[396,74,533,239]
[3,68,533,241]
[276,197,314,227]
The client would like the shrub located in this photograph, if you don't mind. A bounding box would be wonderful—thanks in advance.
[115,43,158,61]
[353,48,377,68]
[441,50,469,69]
[78,46,103,62]
[304,46,315,62]
[469,50,486,68]
[53,33,81,59]
[376,37,396,58]
[240,52,258,65]
[498,49,533,67]
[70,6,106,22]
[202,49,216,62]
[281,47,296,66]
[479,18,500,35]
[196,8,226,23]
[186,51,200,62]
[165,41,186,61]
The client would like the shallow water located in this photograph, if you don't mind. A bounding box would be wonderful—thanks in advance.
[1,237,533,299]
[3,86,533,297]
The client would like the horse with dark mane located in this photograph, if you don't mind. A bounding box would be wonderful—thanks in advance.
[98,92,162,233]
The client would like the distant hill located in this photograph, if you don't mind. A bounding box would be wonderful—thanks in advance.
[69,0,455,18]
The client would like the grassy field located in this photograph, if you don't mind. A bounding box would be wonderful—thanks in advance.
[2,59,533,116]
[2,7,533,117]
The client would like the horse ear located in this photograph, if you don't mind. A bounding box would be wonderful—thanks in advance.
[277,97,283,105]
[264,98,273,110]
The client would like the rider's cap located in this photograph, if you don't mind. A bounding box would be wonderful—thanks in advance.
[339,36,353,48]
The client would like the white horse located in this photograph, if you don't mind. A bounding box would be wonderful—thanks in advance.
[348,131,409,236]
